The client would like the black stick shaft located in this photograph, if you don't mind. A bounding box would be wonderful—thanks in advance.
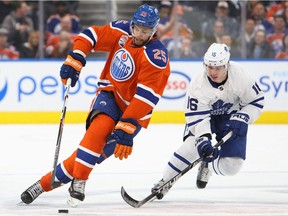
[50,78,71,188]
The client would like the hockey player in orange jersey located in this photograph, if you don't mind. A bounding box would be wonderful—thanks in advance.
[21,4,170,207]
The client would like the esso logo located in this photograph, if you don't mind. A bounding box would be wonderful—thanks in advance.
[162,71,191,99]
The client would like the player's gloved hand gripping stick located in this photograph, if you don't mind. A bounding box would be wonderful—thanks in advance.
[111,118,139,160]
[50,51,86,188]
[121,130,233,208]
[60,50,86,87]
[50,78,71,188]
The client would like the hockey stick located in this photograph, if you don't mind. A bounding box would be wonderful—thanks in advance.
[50,78,72,188]
[121,130,233,208]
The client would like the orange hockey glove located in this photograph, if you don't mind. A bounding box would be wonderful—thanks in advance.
[111,118,139,160]
[60,50,86,87]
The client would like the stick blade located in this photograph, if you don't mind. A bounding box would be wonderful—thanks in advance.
[121,186,141,208]
[121,186,157,208]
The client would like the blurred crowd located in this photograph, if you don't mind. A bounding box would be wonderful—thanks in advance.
[148,0,288,59]
[0,0,80,59]
[0,0,288,60]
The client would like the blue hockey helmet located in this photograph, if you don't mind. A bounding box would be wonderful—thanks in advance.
[131,4,160,32]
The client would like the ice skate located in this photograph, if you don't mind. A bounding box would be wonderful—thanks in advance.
[21,180,44,204]
[151,178,172,200]
[67,178,86,207]
[196,161,212,189]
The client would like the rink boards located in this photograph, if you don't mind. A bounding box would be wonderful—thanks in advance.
[0,60,287,124]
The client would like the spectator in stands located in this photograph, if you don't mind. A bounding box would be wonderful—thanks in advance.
[158,4,193,48]
[167,37,199,59]
[220,34,241,58]
[181,1,212,41]
[45,30,74,58]
[19,30,40,58]
[45,14,77,58]
[202,1,239,40]
[1,1,34,50]
[0,27,19,59]
[266,14,288,55]
[244,17,256,47]
[266,0,288,23]
[247,29,275,59]
[275,33,288,59]
[249,2,273,33]
[158,0,172,21]
[204,20,225,47]
[0,0,14,25]
[157,1,173,39]
[284,3,288,28]
[52,30,73,58]
[46,1,80,35]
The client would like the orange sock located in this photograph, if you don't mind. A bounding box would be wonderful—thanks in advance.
[73,114,115,179]
[40,150,77,192]
[40,114,115,191]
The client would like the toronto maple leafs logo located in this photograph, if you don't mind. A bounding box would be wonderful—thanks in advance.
[210,99,233,115]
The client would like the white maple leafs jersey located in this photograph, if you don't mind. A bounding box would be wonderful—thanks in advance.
[184,61,265,138]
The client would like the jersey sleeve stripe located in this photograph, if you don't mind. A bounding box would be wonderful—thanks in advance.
[136,85,160,106]
[249,96,265,109]
[138,83,161,98]
[98,79,112,87]
[134,94,156,108]
[187,119,203,127]
[74,49,86,57]
[249,102,264,109]
[185,110,210,116]
[79,27,98,47]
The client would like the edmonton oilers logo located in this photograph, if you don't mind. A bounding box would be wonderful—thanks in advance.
[110,49,135,82]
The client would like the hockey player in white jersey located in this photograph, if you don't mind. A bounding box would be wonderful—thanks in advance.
[152,43,265,199]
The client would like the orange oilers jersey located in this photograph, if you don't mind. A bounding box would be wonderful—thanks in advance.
[73,20,170,128]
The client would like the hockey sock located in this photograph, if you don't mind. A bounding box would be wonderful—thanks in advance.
[72,114,115,179]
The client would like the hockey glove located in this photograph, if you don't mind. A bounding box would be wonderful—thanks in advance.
[195,135,219,163]
[60,50,86,87]
[112,118,138,160]
[224,113,249,140]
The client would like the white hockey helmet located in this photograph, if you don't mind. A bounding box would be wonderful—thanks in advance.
[204,43,230,67]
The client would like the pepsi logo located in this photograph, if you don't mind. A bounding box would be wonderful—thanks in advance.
[0,79,8,102]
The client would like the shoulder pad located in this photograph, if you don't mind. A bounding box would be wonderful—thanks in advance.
[111,20,131,34]
[145,40,169,68]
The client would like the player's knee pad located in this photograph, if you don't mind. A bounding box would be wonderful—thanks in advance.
[213,157,244,176]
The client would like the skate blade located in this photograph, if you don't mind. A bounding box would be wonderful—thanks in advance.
[67,196,81,207]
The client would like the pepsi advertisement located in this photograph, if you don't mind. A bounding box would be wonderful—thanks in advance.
[0,60,287,123]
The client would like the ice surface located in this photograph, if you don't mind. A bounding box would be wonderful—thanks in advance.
[0,124,287,215]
